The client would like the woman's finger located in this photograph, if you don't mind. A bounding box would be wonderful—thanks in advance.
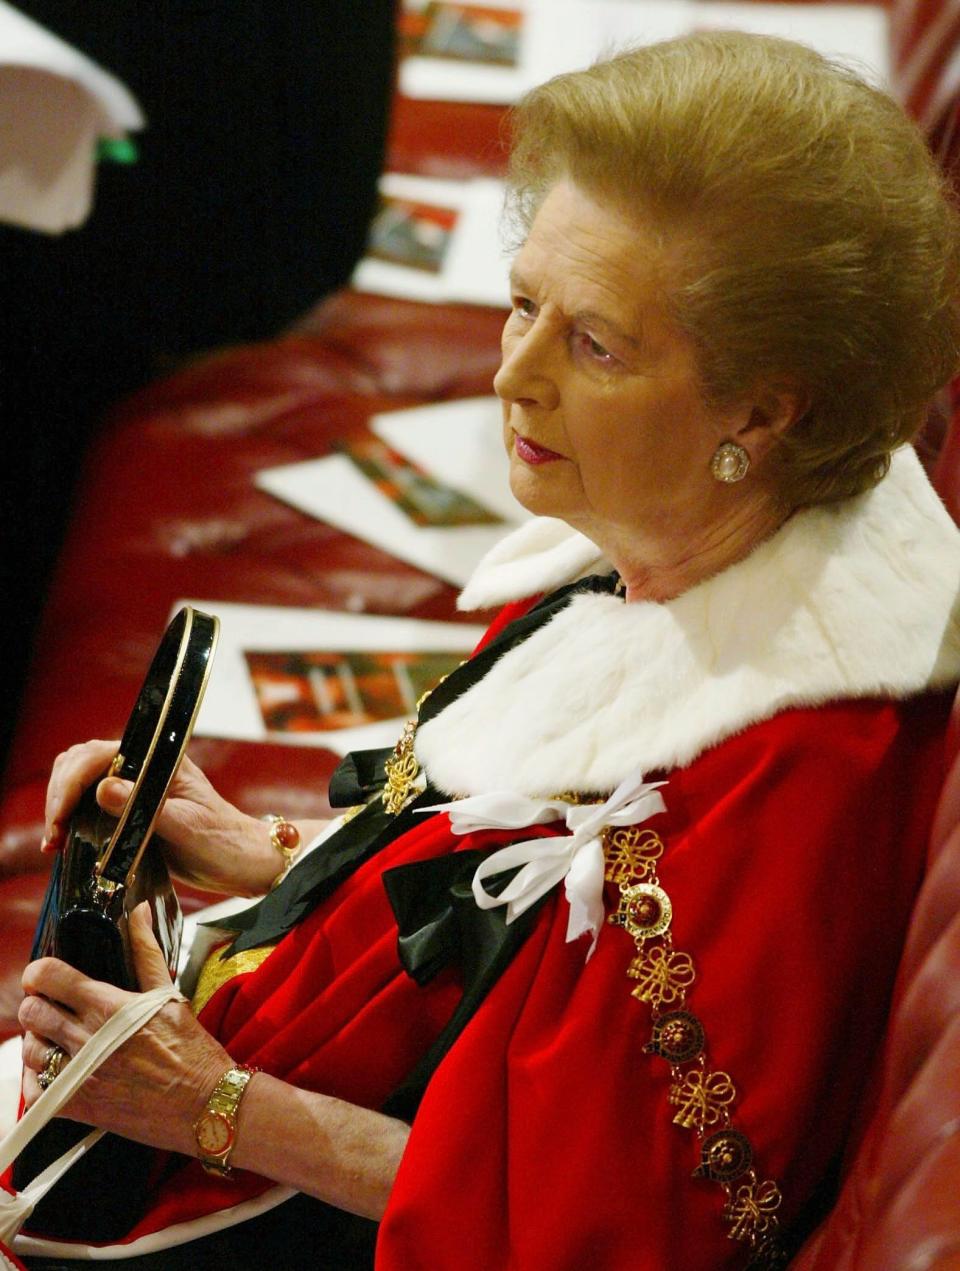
[22,1066,42,1108]
[21,955,126,1022]
[43,739,120,849]
[23,955,89,1006]
[18,994,87,1056]
[96,775,133,816]
[100,755,217,845]
[44,739,115,828]
[129,903,175,992]
[21,1029,60,1073]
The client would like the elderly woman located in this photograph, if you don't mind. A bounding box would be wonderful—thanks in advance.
[13,30,960,1271]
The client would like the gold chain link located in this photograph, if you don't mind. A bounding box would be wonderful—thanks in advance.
[603,825,786,1265]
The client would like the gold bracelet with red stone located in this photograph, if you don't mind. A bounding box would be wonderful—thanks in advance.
[603,824,788,1269]
[262,814,302,890]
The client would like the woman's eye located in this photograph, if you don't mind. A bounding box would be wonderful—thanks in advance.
[575,331,616,364]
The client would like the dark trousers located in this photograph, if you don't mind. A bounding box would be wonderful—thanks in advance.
[21,1191,378,1269]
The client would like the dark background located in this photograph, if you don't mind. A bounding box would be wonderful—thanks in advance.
[1,1,397,764]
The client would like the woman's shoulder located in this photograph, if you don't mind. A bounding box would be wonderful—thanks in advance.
[676,690,954,801]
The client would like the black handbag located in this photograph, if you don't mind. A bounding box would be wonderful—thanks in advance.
[13,605,219,1241]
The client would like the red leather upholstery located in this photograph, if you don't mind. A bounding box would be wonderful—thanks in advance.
[790,708,960,1268]
[2,30,960,1267]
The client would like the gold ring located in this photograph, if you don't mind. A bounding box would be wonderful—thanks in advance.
[37,1044,68,1090]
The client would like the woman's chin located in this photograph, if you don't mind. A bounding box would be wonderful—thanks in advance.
[508,460,571,519]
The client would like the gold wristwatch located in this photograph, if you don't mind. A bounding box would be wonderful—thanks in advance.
[193,1064,256,1177]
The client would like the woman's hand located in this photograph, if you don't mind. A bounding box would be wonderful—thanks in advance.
[42,739,299,897]
[20,903,228,1155]
[20,905,410,1218]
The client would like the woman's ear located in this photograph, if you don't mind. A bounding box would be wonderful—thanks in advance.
[734,382,809,466]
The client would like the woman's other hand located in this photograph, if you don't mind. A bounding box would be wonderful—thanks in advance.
[42,739,312,896]
[20,903,228,1153]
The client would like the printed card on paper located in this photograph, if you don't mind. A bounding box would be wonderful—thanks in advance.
[339,434,504,529]
[245,648,469,734]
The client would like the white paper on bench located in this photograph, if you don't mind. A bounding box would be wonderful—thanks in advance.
[255,397,525,587]
[370,396,527,525]
[352,173,510,308]
[175,599,485,754]
[399,0,534,105]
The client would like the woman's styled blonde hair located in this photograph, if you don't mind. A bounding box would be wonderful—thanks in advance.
[507,32,960,506]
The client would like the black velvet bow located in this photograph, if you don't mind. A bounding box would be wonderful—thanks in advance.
[380,850,546,1120]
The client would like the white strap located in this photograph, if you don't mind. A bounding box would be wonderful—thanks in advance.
[0,984,185,1243]
[0,1246,26,1271]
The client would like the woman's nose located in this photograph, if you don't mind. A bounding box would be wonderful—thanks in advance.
[494,321,560,410]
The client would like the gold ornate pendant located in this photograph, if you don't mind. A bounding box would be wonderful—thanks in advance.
[381,675,460,815]
[382,719,420,815]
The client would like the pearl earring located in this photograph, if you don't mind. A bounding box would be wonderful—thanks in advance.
[711,442,750,483]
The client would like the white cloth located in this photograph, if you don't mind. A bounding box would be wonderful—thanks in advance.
[422,770,667,957]
[0,1,143,232]
[0,1039,21,1140]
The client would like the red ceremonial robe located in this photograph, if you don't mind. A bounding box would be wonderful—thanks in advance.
[19,694,949,1269]
[13,447,960,1268]
[18,696,950,1268]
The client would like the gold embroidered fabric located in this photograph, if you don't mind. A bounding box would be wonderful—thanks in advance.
[603,825,788,1269]
[191,942,278,1017]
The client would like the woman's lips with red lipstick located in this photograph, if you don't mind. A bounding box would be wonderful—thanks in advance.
[513,432,564,465]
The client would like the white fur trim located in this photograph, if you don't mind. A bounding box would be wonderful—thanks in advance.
[457,516,607,611]
[421,448,960,796]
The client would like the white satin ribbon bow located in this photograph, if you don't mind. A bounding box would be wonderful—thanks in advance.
[419,770,667,958]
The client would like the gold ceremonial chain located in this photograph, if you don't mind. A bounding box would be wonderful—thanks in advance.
[383,717,421,814]
[383,674,461,814]
[604,825,788,1268]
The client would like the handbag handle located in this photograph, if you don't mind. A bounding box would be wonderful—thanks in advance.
[98,606,219,890]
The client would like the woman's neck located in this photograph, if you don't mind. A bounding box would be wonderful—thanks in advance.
[590,497,791,604]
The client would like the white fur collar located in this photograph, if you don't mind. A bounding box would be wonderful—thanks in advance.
[418,448,960,797]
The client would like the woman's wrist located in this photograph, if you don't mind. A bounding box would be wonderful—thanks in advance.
[228,1071,409,1219]
[244,816,331,895]
[192,1062,259,1176]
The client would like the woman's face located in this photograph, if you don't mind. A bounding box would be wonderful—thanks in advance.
[495,180,755,570]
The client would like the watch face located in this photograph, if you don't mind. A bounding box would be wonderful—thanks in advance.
[196,1110,234,1156]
